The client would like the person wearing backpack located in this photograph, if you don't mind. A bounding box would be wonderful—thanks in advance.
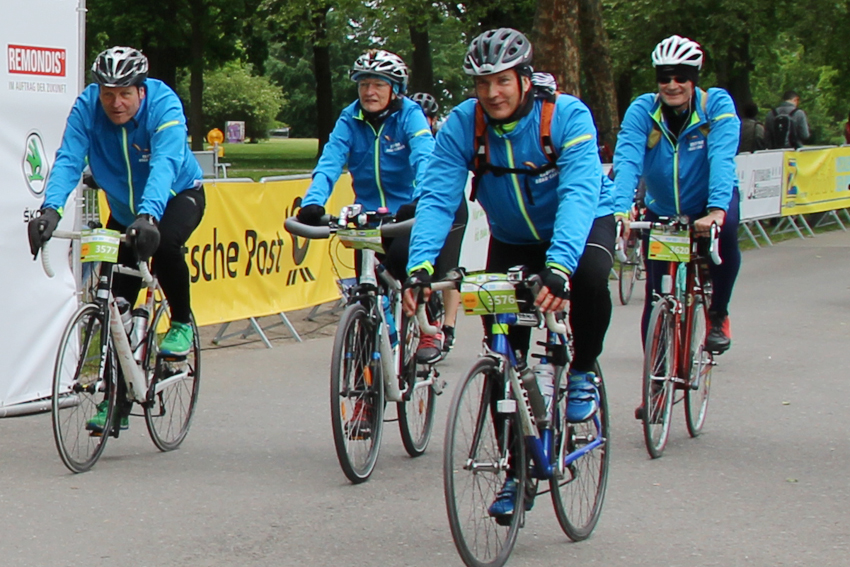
[613,35,741,397]
[765,90,810,149]
[402,27,616,522]
[738,101,766,153]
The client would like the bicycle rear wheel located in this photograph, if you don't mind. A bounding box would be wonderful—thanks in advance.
[52,303,117,473]
[331,303,385,483]
[144,301,201,451]
[444,356,525,567]
[551,365,610,541]
[398,311,436,457]
[618,239,642,305]
[685,295,712,437]
[641,299,675,458]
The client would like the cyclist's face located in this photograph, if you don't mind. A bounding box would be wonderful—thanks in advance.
[474,71,530,121]
[358,78,393,113]
[99,86,145,125]
[658,77,694,111]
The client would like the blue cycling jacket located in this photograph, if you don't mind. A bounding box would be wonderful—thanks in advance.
[407,95,614,276]
[302,97,434,214]
[43,79,203,227]
[613,88,740,217]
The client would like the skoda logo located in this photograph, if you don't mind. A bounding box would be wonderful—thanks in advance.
[22,131,50,197]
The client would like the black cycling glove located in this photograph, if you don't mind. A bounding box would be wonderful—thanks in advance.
[395,200,418,222]
[126,214,160,261]
[28,208,61,258]
[404,268,432,294]
[539,266,571,300]
[296,204,325,226]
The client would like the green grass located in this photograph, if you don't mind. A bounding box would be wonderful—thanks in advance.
[210,138,319,180]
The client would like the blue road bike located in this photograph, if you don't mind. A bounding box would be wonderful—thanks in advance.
[432,267,610,567]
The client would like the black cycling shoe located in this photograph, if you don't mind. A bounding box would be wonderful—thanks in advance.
[441,325,455,353]
[705,312,731,354]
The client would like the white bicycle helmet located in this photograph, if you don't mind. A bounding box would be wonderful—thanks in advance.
[350,50,409,93]
[651,35,703,69]
[91,46,149,87]
[464,28,533,76]
[410,92,439,117]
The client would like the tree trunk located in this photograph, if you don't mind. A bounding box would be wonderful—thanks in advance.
[615,69,634,123]
[578,0,619,151]
[312,5,333,155]
[532,0,581,95]
[408,23,434,95]
[188,0,205,151]
[714,32,753,112]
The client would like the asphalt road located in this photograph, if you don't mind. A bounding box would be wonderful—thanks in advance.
[2,230,849,567]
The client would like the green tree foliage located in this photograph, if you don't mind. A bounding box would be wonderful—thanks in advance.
[193,63,286,141]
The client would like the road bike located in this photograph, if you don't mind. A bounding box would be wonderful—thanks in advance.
[41,229,201,473]
[627,217,720,458]
[429,267,609,567]
[285,206,444,483]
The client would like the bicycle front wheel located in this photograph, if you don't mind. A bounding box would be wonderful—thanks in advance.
[52,303,117,473]
[618,239,642,305]
[642,299,675,458]
[144,301,201,451]
[330,303,385,483]
[444,356,525,567]
[551,365,610,541]
[398,311,436,457]
[685,295,712,437]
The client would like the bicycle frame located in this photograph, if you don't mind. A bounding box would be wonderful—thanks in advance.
[488,312,606,481]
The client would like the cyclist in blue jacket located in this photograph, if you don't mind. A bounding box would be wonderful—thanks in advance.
[613,35,741,360]
[402,28,616,521]
[27,46,205,432]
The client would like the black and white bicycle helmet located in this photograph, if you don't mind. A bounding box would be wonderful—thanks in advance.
[91,46,149,87]
[350,50,409,93]
[410,92,439,117]
[463,28,533,77]
[651,35,703,69]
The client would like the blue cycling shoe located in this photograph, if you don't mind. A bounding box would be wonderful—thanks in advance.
[488,477,533,523]
[566,370,599,423]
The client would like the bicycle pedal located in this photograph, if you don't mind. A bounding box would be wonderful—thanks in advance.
[433,379,447,395]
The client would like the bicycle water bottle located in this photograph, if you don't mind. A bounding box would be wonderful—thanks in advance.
[519,361,549,426]
[129,306,150,360]
[381,295,398,348]
[116,297,133,335]
[533,363,556,423]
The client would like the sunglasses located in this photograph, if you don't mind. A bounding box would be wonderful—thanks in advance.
[658,76,690,85]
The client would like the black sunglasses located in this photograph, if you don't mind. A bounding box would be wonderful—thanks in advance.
[658,76,689,85]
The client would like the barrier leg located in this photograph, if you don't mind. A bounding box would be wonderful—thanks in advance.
[240,317,274,348]
[740,222,761,249]
[754,219,773,246]
[212,322,231,345]
[797,215,815,237]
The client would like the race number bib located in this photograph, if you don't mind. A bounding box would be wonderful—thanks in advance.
[460,273,519,315]
[336,229,384,253]
[647,228,691,262]
[80,228,120,263]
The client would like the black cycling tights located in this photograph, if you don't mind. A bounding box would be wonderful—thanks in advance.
[109,187,206,324]
[483,214,616,373]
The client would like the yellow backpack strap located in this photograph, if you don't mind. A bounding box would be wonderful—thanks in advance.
[698,88,711,137]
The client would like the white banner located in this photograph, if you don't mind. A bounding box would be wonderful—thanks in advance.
[736,151,784,221]
[1,1,82,408]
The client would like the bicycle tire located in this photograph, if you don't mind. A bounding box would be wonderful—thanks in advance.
[52,303,117,473]
[550,364,610,541]
[618,239,641,305]
[444,356,525,567]
[397,310,436,457]
[641,299,675,458]
[330,303,385,483]
[144,301,202,451]
[685,294,712,437]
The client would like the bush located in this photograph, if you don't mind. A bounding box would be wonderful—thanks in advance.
[202,63,286,141]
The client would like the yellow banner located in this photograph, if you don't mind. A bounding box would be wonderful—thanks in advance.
[781,147,850,215]
[186,177,355,326]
